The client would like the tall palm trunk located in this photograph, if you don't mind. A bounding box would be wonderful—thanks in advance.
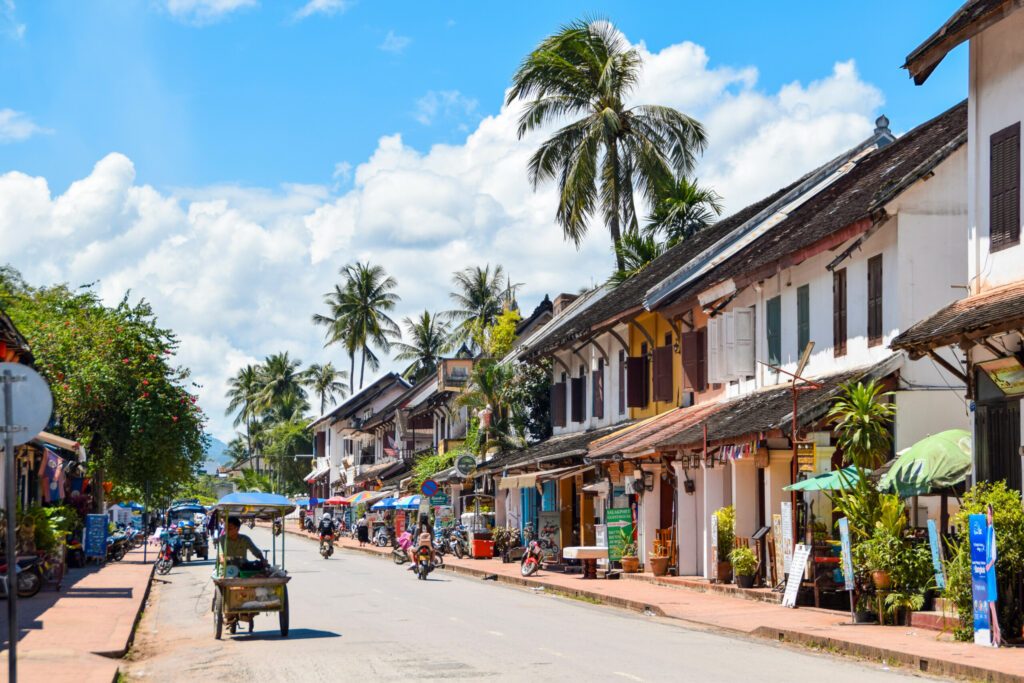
[607,139,625,271]
[359,347,367,389]
[349,352,355,393]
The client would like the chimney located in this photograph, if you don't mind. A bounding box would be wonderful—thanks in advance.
[552,292,578,315]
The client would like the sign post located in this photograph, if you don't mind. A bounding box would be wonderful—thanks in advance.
[969,513,993,646]
[838,517,855,622]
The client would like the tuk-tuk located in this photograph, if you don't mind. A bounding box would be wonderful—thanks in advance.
[166,499,208,561]
[210,492,293,639]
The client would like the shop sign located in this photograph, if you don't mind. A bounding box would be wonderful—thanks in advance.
[455,454,477,478]
[838,517,854,591]
[969,513,995,646]
[84,514,107,560]
[430,493,449,506]
[771,514,784,586]
[794,441,816,473]
[977,357,1024,396]
[754,445,770,469]
[538,511,561,561]
[927,519,946,590]
[606,508,632,563]
[780,502,794,573]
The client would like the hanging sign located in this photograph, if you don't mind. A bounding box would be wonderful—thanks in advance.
[84,514,108,561]
[838,517,854,591]
[969,513,994,646]
[927,519,946,590]
[794,441,816,473]
[430,492,449,506]
[455,454,477,478]
[782,543,812,608]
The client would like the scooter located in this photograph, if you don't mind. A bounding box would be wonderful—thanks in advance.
[391,541,409,565]
[447,526,467,559]
[520,539,543,577]
[319,533,334,559]
[155,539,177,575]
[372,526,392,548]
[414,546,433,580]
[0,555,44,598]
[303,517,315,533]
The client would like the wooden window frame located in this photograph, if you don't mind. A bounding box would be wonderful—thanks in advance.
[867,254,883,347]
[796,284,810,357]
[766,295,781,367]
[990,122,1021,252]
[833,268,847,357]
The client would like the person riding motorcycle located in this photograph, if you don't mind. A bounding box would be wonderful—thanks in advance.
[317,513,335,541]
[413,525,439,569]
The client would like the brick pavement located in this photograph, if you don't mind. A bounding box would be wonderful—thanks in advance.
[0,545,155,683]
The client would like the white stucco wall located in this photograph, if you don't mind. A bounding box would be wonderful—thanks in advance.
[969,9,1024,291]
[551,322,630,436]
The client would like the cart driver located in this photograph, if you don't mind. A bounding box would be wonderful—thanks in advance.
[218,516,266,567]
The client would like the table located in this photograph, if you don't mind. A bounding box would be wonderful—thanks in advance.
[562,546,608,579]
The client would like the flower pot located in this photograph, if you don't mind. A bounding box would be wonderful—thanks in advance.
[871,570,892,591]
[716,561,733,583]
[620,555,640,573]
[649,555,670,577]
[735,574,755,589]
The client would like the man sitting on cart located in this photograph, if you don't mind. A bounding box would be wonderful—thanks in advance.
[219,516,266,567]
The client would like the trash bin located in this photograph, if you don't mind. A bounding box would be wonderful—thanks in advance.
[469,527,493,559]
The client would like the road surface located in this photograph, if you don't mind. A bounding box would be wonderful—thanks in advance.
[123,527,933,682]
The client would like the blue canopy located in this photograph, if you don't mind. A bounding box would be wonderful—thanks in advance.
[371,497,397,510]
[293,498,311,507]
[395,495,422,510]
[215,492,296,517]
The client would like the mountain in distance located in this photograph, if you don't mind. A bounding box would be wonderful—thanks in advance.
[203,436,231,475]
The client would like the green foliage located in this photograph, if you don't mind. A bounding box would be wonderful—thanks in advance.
[446,264,516,351]
[486,308,522,359]
[729,546,757,576]
[303,362,349,415]
[616,526,638,557]
[392,310,451,382]
[826,379,895,469]
[714,506,735,562]
[0,267,208,505]
[609,230,667,285]
[457,359,525,453]
[946,481,1024,641]
[644,175,723,245]
[411,449,455,491]
[507,359,553,444]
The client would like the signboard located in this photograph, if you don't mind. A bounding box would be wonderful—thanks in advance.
[780,502,794,573]
[84,514,108,561]
[421,479,439,497]
[595,524,608,567]
[794,441,816,473]
[538,511,561,561]
[927,519,946,590]
[969,513,994,646]
[606,508,632,563]
[781,543,812,608]
[430,493,450,506]
[455,454,477,478]
[771,514,784,585]
[977,357,1024,396]
[838,517,854,591]
[709,512,719,581]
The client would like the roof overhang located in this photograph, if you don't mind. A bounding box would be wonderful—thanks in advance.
[34,431,87,462]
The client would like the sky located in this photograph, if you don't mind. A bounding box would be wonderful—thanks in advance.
[0,1,968,442]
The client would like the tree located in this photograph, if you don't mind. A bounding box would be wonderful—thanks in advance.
[644,176,723,246]
[609,230,668,285]
[507,18,707,270]
[456,359,524,453]
[256,352,308,414]
[336,261,401,389]
[304,362,349,415]
[225,364,260,458]
[312,283,360,394]
[447,264,509,350]
[391,311,451,382]
[485,308,522,359]
[826,379,895,469]
[506,359,553,443]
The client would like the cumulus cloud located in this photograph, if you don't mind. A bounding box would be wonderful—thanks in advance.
[0,34,888,440]
[414,90,479,127]
[164,0,257,25]
[379,29,411,54]
[0,108,49,142]
[294,0,351,20]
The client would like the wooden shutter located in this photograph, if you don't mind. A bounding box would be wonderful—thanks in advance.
[707,317,722,384]
[626,356,648,408]
[833,268,847,357]
[867,255,883,346]
[592,359,605,419]
[618,351,626,414]
[796,285,810,357]
[991,122,1021,251]
[570,376,586,423]
[734,307,755,377]
[723,311,736,379]
[652,345,674,403]
[550,382,567,427]
[681,329,707,392]
[766,296,781,366]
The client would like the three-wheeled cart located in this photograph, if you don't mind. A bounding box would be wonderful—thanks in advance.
[210,492,294,639]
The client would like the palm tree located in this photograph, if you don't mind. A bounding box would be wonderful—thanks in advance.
[507,18,707,270]
[337,261,401,389]
[312,284,360,394]
[644,176,723,245]
[225,364,260,460]
[304,362,349,415]
[446,264,508,350]
[256,352,308,414]
[392,311,451,382]
[609,230,667,285]
[456,359,523,453]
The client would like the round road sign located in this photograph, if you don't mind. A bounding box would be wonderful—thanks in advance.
[455,454,477,478]
[420,479,438,497]
[0,363,53,447]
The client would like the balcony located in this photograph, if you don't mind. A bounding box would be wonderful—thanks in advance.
[438,358,473,392]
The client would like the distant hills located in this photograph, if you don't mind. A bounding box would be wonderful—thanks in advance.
[203,436,231,475]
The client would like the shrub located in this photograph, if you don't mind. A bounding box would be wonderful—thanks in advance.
[714,506,735,562]
[730,546,757,576]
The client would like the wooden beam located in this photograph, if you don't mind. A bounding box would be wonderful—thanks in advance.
[608,328,629,353]
[630,319,655,348]
[927,349,968,385]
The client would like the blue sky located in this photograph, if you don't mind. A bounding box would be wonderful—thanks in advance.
[0,1,969,440]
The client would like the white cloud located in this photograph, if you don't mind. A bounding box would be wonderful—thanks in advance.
[1,0,24,39]
[294,0,351,20]
[0,34,888,440]
[414,90,479,126]
[0,108,48,142]
[164,0,257,25]
[379,30,411,54]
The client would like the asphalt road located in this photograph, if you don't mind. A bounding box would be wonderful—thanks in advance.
[123,527,932,682]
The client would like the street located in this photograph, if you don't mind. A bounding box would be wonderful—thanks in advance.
[123,528,931,682]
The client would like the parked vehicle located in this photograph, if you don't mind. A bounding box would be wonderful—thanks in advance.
[446,526,467,559]
[166,500,209,560]
[520,539,543,577]
[414,546,433,580]
[372,526,393,548]
[156,540,176,575]
[391,542,408,565]
[106,531,129,562]
[303,517,315,533]
[0,555,44,598]
[319,534,334,559]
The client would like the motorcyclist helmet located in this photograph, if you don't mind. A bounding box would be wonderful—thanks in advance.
[322,512,332,521]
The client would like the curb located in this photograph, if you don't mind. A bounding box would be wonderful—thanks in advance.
[97,555,156,659]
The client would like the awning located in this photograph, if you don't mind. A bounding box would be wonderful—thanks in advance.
[33,431,87,462]
[784,466,867,492]
[498,464,592,489]
[498,473,538,490]
[354,460,405,484]
[588,402,723,461]
[303,462,329,483]
[346,489,391,506]
[538,464,592,481]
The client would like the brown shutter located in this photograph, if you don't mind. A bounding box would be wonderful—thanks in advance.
[626,356,648,408]
[991,122,1021,251]
[867,255,883,345]
[570,376,586,423]
[592,360,605,419]
[682,329,706,393]
[550,382,567,427]
[652,345,674,403]
[833,268,847,357]
[617,352,626,414]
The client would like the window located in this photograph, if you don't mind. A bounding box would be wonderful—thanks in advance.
[833,268,847,356]
[652,344,674,403]
[618,350,626,414]
[867,255,883,346]
[551,378,567,427]
[707,307,755,383]
[766,295,781,367]
[990,122,1020,251]
[626,354,649,408]
[593,358,605,419]
[796,285,810,356]
[681,328,706,392]
[571,365,586,423]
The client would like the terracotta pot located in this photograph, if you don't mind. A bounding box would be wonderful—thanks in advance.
[716,561,733,583]
[620,555,640,573]
[871,570,892,591]
[735,574,755,589]
[649,555,670,577]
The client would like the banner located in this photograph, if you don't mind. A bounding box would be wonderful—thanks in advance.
[927,519,946,590]
[710,512,719,580]
[838,517,854,591]
[606,508,632,563]
[969,513,992,646]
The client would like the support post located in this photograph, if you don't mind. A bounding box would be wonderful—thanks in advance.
[4,370,18,683]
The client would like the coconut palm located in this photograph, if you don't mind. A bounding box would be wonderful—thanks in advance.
[507,18,707,270]
[312,284,360,394]
[336,261,401,389]
[256,352,308,414]
[456,359,524,453]
[304,362,349,415]
[609,230,668,285]
[644,176,723,245]
[391,311,451,382]
[225,364,261,459]
[446,264,509,350]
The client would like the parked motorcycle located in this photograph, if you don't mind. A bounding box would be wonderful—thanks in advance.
[303,517,315,533]
[391,541,408,565]
[447,526,467,559]
[520,539,544,577]
[414,546,433,580]
[319,534,334,559]
[0,555,44,598]
[372,526,393,548]
[155,539,176,575]
[106,532,129,562]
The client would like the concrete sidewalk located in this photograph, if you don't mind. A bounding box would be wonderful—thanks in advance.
[281,522,1023,682]
[0,545,155,683]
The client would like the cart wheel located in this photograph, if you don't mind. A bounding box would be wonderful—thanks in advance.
[228,621,237,635]
[279,586,289,637]
[213,591,223,640]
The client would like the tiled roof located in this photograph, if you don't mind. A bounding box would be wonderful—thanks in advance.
[650,101,967,311]
[480,422,629,473]
[891,281,1024,356]
[589,401,724,460]
[353,459,406,484]
[904,0,1015,84]
[310,372,409,428]
[651,354,904,451]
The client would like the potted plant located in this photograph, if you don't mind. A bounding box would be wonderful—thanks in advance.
[617,527,640,573]
[649,540,670,577]
[854,593,878,623]
[714,506,735,583]
[730,547,757,588]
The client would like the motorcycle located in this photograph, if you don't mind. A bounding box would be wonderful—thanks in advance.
[155,539,176,575]
[447,526,467,559]
[372,526,393,548]
[319,534,334,559]
[414,546,433,580]
[303,517,315,533]
[520,539,544,577]
[0,555,44,598]
[106,532,129,562]
[391,540,408,565]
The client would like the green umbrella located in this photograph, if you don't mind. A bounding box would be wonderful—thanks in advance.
[784,466,866,492]
[879,429,971,497]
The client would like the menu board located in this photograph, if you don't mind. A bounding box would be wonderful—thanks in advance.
[84,514,108,560]
[780,502,794,572]
[782,543,812,608]
[838,517,854,591]
[606,508,632,563]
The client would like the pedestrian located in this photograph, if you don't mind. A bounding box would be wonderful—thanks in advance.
[356,513,370,547]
